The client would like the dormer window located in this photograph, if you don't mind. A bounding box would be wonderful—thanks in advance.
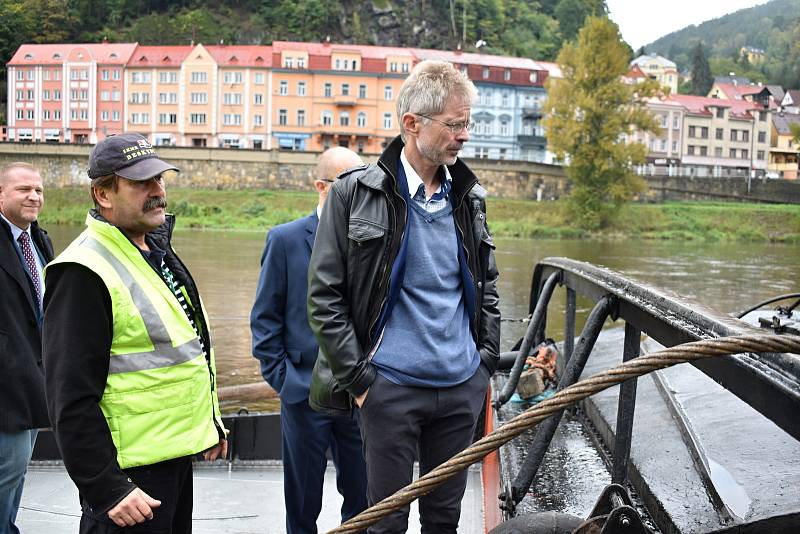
[24,54,33,60]
[110,53,118,58]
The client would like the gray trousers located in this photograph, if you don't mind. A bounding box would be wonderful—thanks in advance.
[356,365,489,534]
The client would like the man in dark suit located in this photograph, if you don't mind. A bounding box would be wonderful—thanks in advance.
[0,162,53,534]
[250,147,368,533]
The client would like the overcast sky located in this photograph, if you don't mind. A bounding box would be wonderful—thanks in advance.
[605,0,769,50]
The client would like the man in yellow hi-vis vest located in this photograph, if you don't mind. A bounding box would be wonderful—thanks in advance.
[43,133,227,533]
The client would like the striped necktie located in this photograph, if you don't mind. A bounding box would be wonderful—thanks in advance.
[18,231,42,305]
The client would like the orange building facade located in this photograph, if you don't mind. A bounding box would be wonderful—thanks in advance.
[6,40,548,158]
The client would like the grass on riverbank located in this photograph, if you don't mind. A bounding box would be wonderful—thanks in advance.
[39,187,800,243]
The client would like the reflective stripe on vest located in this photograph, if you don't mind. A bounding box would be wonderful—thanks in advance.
[82,236,202,374]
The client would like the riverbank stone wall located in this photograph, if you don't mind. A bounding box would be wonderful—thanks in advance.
[1,143,798,204]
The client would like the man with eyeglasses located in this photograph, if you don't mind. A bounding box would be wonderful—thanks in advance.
[43,133,227,533]
[307,60,500,532]
[251,147,368,533]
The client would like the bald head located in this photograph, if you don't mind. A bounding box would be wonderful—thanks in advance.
[316,147,364,183]
[315,147,364,209]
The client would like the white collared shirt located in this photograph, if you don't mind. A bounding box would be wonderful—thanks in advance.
[400,148,452,213]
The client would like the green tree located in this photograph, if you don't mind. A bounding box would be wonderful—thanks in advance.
[690,42,713,95]
[543,16,660,229]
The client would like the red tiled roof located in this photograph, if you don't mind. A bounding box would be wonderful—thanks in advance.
[272,41,412,60]
[412,48,541,70]
[9,43,138,65]
[128,46,192,67]
[669,93,763,119]
[712,82,762,100]
[625,65,647,78]
[205,45,273,67]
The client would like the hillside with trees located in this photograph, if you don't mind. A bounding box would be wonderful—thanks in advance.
[646,0,800,90]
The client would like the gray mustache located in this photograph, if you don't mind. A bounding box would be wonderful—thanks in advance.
[143,197,167,211]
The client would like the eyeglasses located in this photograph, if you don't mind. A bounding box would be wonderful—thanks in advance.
[320,178,335,183]
[416,114,475,134]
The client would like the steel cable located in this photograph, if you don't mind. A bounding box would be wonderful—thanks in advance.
[328,333,800,533]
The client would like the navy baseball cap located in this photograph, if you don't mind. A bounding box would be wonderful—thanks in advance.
[88,133,178,180]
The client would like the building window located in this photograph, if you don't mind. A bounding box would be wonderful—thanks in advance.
[742,130,749,143]
[384,85,393,100]
[297,109,306,126]
[284,57,294,68]
[672,140,678,152]
[43,109,51,120]
[101,90,110,101]
[254,93,263,105]
[730,130,738,141]
[322,111,333,126]
[688,126,696,138]
[111,90,120,102]
[324,83,332,98]
[191,72,207,84]
[500,120,509,136]
[159,92,177,104]
[190,113,206,124]
[255,72,265,84]
[278,109,288,125]
[223,72,243,84]
[159,113,177,124]
[191,92,207,104]
[102,69,109,81]
[223,93,242,105]
[758,131,766,143]
[673,115,679,129]
[112,69,120,80]
[504,69,511,81]
[688,145,695,155]
[715,147,723,157]
[43,70,50,81]
[253,114,263,126]
[15,70,23,80]
[223,114,242,126]
[383,112,392,129]
[26,109,34,120]
[43,90,50,100]
[297,58,306,68]
[130,113,140,124]
[402,63,409,73]
[389,62,398,72]
[482,67,489,79]
[759,111,767,121]
[700,127,708,139]
[502,93,509,107]
[279,80,288,96]
[159,71,178,84]
[715,128,723,140]
[757,150,765,160]
[340,112,350,127]
[699,146,707,156]
[15,110,23,120]
[359,84,367,99]
[660,139,667,151]
[357,112,367,127]
[729,148,737,158]
[110,110,118,121]
[341,83,350,96]
[741,149,748,159]
[716,107,724,118]
[298,82,306,96]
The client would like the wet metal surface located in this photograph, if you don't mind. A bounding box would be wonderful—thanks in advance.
[18,463,484,533]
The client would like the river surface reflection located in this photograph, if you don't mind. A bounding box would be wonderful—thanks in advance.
[46,225,798,412]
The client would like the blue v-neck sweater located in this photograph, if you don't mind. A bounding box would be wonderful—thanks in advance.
[370,165,480,387]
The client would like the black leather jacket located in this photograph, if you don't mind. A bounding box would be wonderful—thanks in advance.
[307,136,501,416]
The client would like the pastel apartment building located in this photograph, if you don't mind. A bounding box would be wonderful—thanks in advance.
[629,54,679,95]
[634,94,770,177]
[6,40,550,160]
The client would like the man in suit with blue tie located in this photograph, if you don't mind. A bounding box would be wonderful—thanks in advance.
[250,147,368,533]
[0,162,53,534]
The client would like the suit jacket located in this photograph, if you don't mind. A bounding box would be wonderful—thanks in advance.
[0,217,53,431]
[250,213,320,404]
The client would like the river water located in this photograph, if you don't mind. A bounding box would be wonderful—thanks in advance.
[46,225,798,412]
